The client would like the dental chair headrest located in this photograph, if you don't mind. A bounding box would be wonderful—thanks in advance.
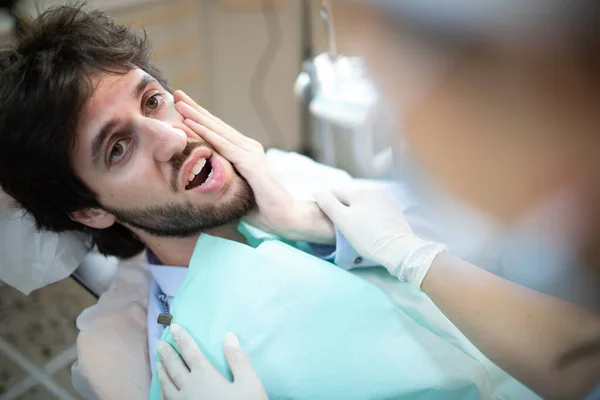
[0,188,90,294]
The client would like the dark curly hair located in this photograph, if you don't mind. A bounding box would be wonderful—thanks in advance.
[0,3,168,258]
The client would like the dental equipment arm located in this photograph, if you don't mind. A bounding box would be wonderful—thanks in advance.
[315,185,600,400]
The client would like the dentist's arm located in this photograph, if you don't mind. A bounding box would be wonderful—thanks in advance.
[423,253,600,400]
[314,186,600,400]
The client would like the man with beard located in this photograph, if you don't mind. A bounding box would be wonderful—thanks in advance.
[0,3,369,375]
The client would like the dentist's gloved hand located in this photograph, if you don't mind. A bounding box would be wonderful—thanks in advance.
[314,185,446,288]
[157,325,268,400]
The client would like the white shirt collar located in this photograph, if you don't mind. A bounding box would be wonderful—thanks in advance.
[147,253,188,297]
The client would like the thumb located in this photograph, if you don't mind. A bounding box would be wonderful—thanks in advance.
[312,190,347,221]
[223,333,258,383]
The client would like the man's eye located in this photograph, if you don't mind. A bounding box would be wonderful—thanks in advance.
[109,138,130,164]
[144,94,163,115]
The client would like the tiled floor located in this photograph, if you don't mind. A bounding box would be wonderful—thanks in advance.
[0,279,96,399]
[19,386,54,400]
[0,352,27,393]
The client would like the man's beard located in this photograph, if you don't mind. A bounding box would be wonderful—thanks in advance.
[102,142,257,237]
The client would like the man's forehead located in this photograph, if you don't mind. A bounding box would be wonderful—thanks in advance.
[85,68,147,110]
[79,69,149,134]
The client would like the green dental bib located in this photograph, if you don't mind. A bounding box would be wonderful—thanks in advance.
[149,224,489,400]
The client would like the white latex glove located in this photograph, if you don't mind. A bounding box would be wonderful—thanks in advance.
[157,324,268,400]
[313,184,446,288]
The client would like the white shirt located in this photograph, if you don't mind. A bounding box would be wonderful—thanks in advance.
[147,263,188,371]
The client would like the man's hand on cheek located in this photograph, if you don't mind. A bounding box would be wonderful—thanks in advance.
[173,90,335,245]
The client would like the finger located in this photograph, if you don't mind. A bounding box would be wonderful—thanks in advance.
[329,184,380,206]
[177,102,249,149]
[176,121,199,140]
[312,191,348,221]
[183,119,234,153]
[329,187,355,207]
[176,102,225,135]
[173,90,213,119]
[174,90,228,129]
[223,333,260,383]
[157,360,180,400]
[158,341,188,389]
[170,324,212,371]
[333,182,393,206]
[184,119,244,163]
[177,102,256,150]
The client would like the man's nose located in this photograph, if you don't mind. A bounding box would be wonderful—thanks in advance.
[141,118,187,162]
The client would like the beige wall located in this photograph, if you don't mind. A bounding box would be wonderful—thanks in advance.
[110,0,206,106]
[195,0,303,151]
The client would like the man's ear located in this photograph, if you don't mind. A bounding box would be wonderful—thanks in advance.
[69,208,116,229]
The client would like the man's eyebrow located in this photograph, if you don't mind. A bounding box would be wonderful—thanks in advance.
[90,75,157,167]
[135,74,156,99]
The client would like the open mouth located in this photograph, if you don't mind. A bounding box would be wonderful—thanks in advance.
[185,157,213,190]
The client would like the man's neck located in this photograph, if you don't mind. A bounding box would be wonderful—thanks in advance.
[139,222,246,267]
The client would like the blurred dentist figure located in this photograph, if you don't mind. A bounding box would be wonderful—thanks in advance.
[313,1,600,399]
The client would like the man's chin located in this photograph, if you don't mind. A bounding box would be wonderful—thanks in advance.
[103,177,256,239]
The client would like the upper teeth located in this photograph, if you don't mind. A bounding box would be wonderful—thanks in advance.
[188,158,206,182]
